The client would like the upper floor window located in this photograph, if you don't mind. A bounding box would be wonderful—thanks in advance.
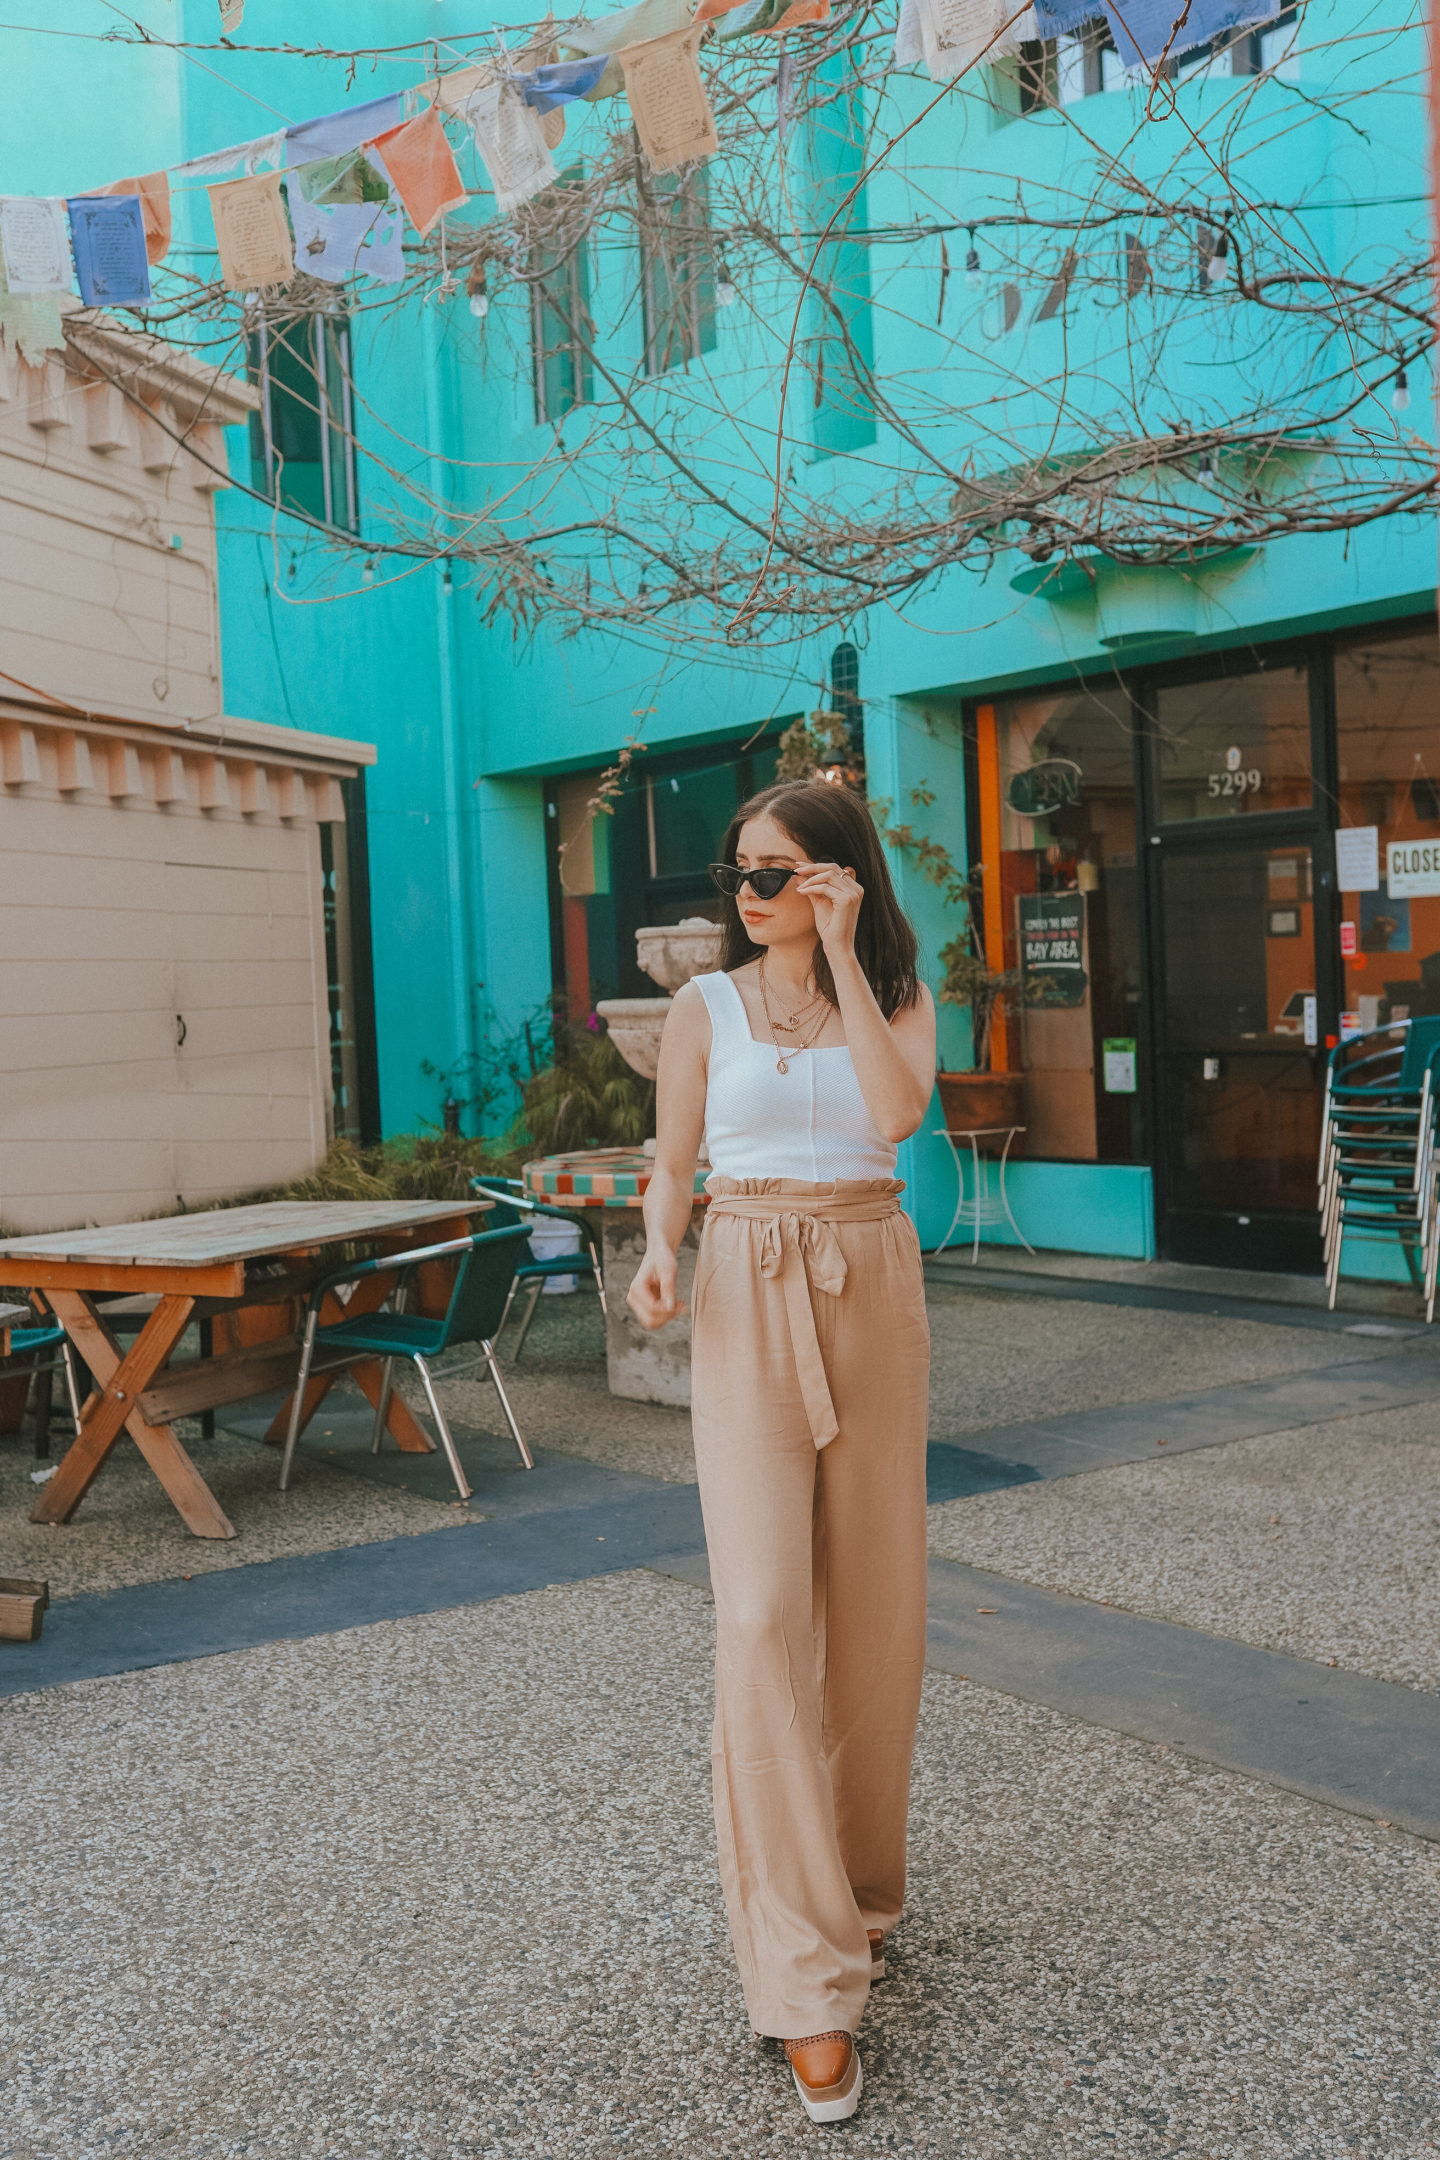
[639,167,717,377]
[532,168,595,425]
[247,309,357,532]
[1020,5,1296,108]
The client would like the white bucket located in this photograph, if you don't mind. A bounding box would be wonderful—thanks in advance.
[528,1215,582,1293]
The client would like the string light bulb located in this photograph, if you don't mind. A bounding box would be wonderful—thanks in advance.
[715,253,737,307]
[1197,447,1216,486]
[1206,227,1231,284]
[964,227,982,289]
[1392,365,1411,413]
[467,266,489,319]
[362,560,375,585]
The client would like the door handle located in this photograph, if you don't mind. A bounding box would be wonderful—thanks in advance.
[176,1013,187,1050]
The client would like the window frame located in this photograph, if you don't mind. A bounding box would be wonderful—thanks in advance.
[638,166,717,378]
[531,167,596,426]
[248,307,358,533]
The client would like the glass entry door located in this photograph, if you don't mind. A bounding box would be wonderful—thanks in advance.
[1153,838,1325,1271]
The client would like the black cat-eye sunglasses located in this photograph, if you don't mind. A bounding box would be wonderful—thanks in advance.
[709,863,802,900]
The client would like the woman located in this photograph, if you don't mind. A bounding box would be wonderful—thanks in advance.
[627,780,936,2124]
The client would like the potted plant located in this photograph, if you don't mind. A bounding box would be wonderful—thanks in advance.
[936,867,1026,1137]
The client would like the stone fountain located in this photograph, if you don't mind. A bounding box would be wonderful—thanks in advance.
[523,919,722,1405]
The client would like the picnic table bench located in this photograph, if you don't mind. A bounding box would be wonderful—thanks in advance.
[0,1200,487,1541]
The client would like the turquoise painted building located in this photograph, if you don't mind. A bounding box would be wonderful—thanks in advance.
[2,0,1434,1270]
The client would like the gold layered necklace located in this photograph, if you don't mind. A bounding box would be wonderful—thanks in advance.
[758,954,832,1075]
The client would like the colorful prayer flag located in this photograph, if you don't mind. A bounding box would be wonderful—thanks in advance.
[618,23,718,174]
[1102,0,1277,67]
[459,81,557,215]
[208,169,293,290]
[284,95,404,170]
[67,194,152,307]
[287,162,404,285]
[517,56,610,112]
[96,172,171,267]
[368,106,467,240]
[0,197,72,295]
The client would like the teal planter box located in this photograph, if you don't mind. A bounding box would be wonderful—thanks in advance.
[900,1130,1156,1262]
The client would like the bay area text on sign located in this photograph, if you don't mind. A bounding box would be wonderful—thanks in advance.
[1387,841,1440,898]
[1018,892,1088,1008]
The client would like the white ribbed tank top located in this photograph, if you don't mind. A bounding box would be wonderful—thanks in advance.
[692,970,897,1182]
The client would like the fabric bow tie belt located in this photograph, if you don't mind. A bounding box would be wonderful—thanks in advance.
[705,1182,903,1449]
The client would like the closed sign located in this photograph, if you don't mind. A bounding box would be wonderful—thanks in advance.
[1387,842,1440,898]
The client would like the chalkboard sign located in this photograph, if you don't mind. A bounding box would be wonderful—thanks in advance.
[1019,892,1088,1007]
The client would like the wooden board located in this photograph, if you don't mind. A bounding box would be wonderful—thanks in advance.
[138,1336,304,1424]
[0,1200,486,1274]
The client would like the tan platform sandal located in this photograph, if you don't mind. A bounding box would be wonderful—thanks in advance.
[785,2031,863,2124]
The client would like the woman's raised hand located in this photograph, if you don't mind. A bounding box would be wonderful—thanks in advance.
[796,862,862,961]
[627,1245,685,1330]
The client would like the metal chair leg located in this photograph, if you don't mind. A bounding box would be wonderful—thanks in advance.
[31,1361,53,1460]
[511,1278,544,1360]
[588,1242,608,1315]
[370,1358,397,1454]
[483,1341,533,1470]
[494,1274,522,1343]
[61,1342,82,1438]
[279,1309,319,1492]
[413,1355,473,1500]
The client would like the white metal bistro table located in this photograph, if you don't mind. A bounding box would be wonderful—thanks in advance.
[930,1126,1035,1263]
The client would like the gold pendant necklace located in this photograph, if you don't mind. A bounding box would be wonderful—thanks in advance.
[759,956,831,1074]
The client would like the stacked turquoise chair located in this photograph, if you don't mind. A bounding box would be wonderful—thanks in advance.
[1319,1016,1440,1318]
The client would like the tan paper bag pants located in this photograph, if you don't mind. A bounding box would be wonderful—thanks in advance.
[689,1178,930,2040]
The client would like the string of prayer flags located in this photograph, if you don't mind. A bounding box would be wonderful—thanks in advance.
[368,106,467,240]
[287,158,404,284]
[96,173,171,266]
[1101,0,1276,66]
[894,0,925,66]
[517,55,610,112]
[208,169,293,290]
[284,95,404,171]
[619,22,718,174]
[0,197,72,296]
[558,0,696,101]
[67,195,151,307]
[459,81,557,214]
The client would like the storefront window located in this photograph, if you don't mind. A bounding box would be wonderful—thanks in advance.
[1154,663,1312,822]
[990,685,1143,1161]
[1334,628,1440,1031]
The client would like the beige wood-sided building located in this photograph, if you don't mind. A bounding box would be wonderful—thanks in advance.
[0,306,374,1234]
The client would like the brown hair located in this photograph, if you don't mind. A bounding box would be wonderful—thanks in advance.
[716,782,921,1019]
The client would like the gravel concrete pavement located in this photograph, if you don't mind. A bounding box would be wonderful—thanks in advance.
[927,1399,1440,1692]
[0,1421,462,1600]
[2,1569,1436,2160]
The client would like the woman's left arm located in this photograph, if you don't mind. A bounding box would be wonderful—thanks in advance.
[798,863,937,1145]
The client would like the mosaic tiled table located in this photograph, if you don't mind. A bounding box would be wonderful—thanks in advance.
[521,1148,709,1211]
[521,1150,706,1406]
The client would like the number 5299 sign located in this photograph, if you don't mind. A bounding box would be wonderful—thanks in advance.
[1208,768,1262,799]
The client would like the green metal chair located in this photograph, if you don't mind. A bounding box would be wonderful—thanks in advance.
[3,1315,82,1459]
[278,1224,536,1502]
[471,1179,607,1359]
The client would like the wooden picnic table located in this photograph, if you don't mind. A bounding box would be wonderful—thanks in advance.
[0,1200,488,1542]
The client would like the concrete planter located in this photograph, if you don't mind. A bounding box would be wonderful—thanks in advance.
[636,918,723,993]
[595,997,672,1081]
[600,1207,705,1406]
